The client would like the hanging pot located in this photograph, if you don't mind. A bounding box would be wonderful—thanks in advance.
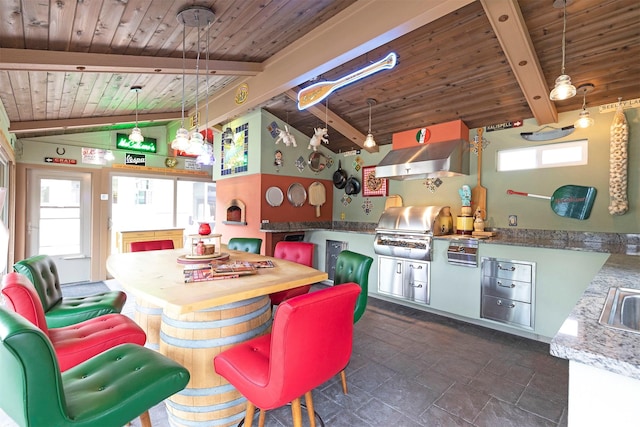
[345,176,361,195]
[333,160,347,189]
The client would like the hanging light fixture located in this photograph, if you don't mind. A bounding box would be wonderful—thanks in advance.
[574,83,595,129]
[172,6,215,153]
[197,18,215,166]
[549,0,576,101]
[129,85,144,143]
[363,98,377,149]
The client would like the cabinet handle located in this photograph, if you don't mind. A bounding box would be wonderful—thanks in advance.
[497,264,515,272]
[396,262,402,274]
[497,281,515,288]
[496,299,515,308]
[410,283,423,288]
[409,264,423,270]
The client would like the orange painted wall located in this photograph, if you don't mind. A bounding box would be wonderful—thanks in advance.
[392,119,469,149]
[215,173,333,253]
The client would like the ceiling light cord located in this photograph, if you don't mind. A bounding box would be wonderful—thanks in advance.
[560,1,567,75]
[181,24,186,128]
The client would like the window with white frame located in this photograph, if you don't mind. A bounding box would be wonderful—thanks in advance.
[497,139,588,172]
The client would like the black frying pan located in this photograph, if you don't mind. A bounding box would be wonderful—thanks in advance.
[345,176,361,195]
[333,160,347,189]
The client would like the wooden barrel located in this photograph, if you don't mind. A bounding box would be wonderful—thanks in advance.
[134,298,162,350]
[160,295,272,427]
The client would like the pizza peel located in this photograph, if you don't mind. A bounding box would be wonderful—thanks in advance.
[507,185,597,220]
[309,181,326,217]
[471,128,487,219]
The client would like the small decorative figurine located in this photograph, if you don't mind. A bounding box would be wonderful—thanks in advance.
[458,185,472,216]
[474,207,485,232]
[274,125,297,147]
[308,127,329,151]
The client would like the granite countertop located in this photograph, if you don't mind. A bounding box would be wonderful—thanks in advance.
[550,254,640,380]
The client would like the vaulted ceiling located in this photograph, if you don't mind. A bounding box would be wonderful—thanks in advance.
[1,0,638,153]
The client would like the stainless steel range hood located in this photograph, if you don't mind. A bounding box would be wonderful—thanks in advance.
[375,139,469,180]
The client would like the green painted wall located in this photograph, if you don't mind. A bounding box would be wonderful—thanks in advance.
[328,106,639,233]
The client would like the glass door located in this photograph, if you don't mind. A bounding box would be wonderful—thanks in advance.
[27,170,92,284]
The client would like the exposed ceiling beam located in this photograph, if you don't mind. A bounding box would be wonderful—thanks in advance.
[284,89,378,153]
[0,48,263,76]
[8,112,181,133]
[197,0,475,130]
[480,0,558,125]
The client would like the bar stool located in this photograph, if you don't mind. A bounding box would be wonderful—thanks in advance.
[214,284,361,427]
[227,237,263,254]
[333,250,373,393]
[269,241,315,306]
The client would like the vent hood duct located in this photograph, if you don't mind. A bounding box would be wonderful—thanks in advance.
[375,139,469,180]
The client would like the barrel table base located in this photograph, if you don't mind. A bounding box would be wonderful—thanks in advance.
[160,295,272,427]
[135,298,162,350]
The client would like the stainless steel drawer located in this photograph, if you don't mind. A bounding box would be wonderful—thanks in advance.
[482,259,532,282]
[481,295,532,328]
[406,280,430,305]
[482,276,532,303]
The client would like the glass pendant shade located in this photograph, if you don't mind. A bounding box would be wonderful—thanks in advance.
[364,133,376,148]
[171,127,190,151]
[129,126,144,143]
[186,131,205,155]
[574,109,594,129]
[549,74,576,101]
[196,143,215,165]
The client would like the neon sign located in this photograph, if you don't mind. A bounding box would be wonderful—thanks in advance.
[116,133,157,153]
[297,52,397,110]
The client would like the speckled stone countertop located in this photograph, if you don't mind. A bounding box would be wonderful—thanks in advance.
[550,254,640,380]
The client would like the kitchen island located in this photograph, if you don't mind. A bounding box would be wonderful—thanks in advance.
[107,247,328,427]
[550,254,640,427]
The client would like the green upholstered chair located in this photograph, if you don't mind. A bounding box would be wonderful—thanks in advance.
[227,237,263,254]
[334,250,373,323]
[0,306,190,427]
[333,249,373,393]
[13,255,126,328]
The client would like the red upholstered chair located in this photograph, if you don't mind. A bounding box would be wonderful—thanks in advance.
[130,239,175,252]
[214,283,361,427]
[1,272,146,372]
[269,241,315,306]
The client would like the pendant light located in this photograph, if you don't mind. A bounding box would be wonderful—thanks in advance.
[363,98,377,149]
[172,6,215,153]
[549,0,576,101]
[574,83,595,129]
[186,17,204,156]
[129,85,144,143]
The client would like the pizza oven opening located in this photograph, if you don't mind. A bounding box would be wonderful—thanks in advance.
[223,199,247,225]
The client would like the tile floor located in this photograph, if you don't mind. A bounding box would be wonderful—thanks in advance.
[1,283,569,427]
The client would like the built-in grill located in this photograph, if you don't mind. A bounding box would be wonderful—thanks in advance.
[374,206,453,306]
[374,206,452,261]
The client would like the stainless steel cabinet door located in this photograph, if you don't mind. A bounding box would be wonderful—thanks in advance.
[378,256,404,298]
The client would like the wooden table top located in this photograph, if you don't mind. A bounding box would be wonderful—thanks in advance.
[106,247,328,315]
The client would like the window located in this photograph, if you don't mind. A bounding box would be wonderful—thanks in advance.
[110,174,215,254]
[497,139,588,172]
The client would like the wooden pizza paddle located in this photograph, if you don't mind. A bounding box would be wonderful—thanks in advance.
[507,185,597,220]
[471,128,487,219]
[308,181,326,217]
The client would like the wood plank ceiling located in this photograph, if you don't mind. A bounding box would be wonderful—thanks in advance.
[0,0,638,154]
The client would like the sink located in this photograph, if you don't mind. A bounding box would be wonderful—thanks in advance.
[599,287,640,334]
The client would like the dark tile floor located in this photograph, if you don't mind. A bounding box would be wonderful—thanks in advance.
[0,284,569,427]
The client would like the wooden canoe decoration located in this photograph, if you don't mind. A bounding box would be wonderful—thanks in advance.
[297,52,397,110]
